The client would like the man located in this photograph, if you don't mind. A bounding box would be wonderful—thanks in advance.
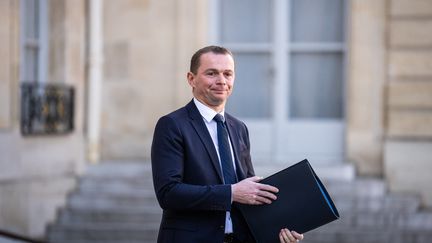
[151,46,304,243]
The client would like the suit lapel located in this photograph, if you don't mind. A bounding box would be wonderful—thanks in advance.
[186,101,224,183]
[225,114,247,181]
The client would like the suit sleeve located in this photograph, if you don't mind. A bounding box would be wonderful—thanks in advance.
[151,116,232,211]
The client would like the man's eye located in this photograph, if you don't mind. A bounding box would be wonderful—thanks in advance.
[224,72,233,77]
[207,72,216,76]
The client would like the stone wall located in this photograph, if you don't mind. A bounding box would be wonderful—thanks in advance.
[0,0,86,238]
[384,0,432,207]
[0,0,17,130]
[100,0,208,160]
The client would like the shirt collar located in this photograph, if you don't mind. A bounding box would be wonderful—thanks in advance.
[193,98,225,123]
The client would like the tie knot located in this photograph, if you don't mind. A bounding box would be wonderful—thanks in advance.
[213,114,225,123]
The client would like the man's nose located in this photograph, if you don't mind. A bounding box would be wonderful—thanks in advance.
[215,73,227,85]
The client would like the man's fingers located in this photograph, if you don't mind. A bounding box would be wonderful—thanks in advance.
[258,183,279,193]
[279,229,289,243]
[280,228,296,243]
[255,196,272,204]
[292,231,304,240]
[285,229,296,242]
[248,176,263,182]
[279,228,303,243]
[245,177,279,194]
[279,231,288,243]
[257,190,277,201]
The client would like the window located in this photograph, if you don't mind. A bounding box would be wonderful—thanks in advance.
[213,0,346,120]
[20,0,48,83]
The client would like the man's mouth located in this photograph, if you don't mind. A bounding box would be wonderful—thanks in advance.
[212,89,226,93]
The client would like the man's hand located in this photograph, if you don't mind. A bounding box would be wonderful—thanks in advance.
[232,176,279,205]
[279,229,304,243]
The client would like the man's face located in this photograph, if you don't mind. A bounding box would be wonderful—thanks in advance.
[187,52,235,111]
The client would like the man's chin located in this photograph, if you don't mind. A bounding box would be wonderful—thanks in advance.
[207,98,226,107]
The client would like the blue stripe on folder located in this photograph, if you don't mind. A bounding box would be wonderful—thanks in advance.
[315,176,337,216]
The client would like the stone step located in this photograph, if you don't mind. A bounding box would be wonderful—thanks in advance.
[46,161,431,243]
[70,186,156,200]
[76,183,153,197]
[66,197,159,211]
[78,177,151,190]
[57,207,162,225]
[325,211,432,230]
[47,222,158,242]
[333,193,421,213]
[68,194,159,210]
[303,228,432,243]
[322,178,387,198]
[83,162,152,178]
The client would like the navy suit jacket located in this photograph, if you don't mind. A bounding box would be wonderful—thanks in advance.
[151,100,256,243]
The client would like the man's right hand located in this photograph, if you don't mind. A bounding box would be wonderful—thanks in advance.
[232,176,279,205]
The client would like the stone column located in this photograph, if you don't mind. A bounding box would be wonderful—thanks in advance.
[347,0,387,176]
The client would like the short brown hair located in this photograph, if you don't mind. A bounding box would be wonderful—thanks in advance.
[190,45,233,74]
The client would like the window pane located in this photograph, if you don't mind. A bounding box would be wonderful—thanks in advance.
[24,47,38,82]
[220,0,272,43]
[291,0,344,42]
[227,53,272,118]
[289,53,343,119]
[24,0,39,39]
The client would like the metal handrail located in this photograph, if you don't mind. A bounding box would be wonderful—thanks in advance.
[0,229,48,243]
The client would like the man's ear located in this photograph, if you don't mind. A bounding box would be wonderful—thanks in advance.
[187,72,195,87]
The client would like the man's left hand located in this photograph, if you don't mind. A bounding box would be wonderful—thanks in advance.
[279,228,304,243]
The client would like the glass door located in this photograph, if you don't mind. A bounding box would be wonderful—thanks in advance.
[212,0,347,165]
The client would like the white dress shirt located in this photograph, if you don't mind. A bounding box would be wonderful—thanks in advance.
[193,98,236,234]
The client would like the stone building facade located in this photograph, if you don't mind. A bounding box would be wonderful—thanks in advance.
[0,0,431,239]
[0,0,87,238]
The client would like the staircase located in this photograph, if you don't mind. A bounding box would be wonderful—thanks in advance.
[304,179,432,243]
[47,161,432,243]
[47,161,161,243]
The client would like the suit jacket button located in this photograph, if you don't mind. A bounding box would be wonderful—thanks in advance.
[220,225,224,229]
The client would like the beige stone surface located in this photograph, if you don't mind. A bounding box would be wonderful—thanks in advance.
[100,83,154,159]
[0,183,28,234]
[347,0,386,175]
[387,109,432,137]
[0,0,87,238]
[387,81,432,108]
[0,177,76,237]
[390,0,432,17]
[0,132,20,181]
[48,0,65,82]
[0,0,11,129]
[389,50,432,78]
[21,134,86,176]
[101,0,207,160]
[27,177,76,237]
[68,0,86,132]
[390,19,432,47]
[0,82,11,129]
[174,0,209,107]
[347,131,383,176]
[384,141,432,206]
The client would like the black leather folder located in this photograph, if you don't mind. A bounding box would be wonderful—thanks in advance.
[236,159,339,243]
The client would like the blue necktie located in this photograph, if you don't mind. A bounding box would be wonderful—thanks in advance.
[214,114,237,184]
